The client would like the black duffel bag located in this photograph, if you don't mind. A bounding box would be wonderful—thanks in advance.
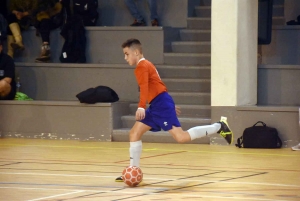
[76,86,119,104]
[236,121,282,148]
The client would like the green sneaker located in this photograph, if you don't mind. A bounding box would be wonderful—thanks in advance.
[115,176,123,182]
[217,116,233,144]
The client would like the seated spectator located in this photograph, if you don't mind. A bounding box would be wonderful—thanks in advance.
[6,0,38,58]
[0,40,16,100]
[124,0,159,26]
[7,0,64,62]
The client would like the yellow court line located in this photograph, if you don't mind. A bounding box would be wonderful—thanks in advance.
[0,143,298,157]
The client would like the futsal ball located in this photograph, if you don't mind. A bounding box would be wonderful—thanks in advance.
[122,166,143,187]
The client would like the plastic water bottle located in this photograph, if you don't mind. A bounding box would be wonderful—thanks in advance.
[16,76,21,92]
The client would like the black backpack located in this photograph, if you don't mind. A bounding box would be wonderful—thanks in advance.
[236,121,282,148]
[59,15,86,63]
[73,0,99,26]
[0,13,7,40]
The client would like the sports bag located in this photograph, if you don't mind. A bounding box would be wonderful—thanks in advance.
[235,121,282,148]
[76,86,119,104]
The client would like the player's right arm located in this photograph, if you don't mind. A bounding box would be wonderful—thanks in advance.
[135,64,149,110]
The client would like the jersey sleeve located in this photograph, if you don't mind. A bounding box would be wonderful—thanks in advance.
[135,64,148,109]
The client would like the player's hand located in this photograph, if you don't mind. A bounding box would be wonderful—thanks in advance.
[135,108,145,121]
[175,105,181,116]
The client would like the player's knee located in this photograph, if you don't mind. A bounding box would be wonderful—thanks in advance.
[169,128,188,143]
[129,130,139,141]
[173,135,186,143]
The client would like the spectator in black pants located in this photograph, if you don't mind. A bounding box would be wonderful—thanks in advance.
[0,40,16,100]
[34,0,64,62]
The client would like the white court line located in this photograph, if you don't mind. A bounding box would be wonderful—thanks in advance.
[0,186,101,192]
[182,194,289,201]
[0,172,299,188]
[183,179,300,188]
[26,190,84,201]
[0,187,85,191]
[0,186,291,201]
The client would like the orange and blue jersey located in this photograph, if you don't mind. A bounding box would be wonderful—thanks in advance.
[134,59,167,109]
[134,58,181,131]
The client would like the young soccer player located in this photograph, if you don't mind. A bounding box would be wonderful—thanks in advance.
[115,38,233,182]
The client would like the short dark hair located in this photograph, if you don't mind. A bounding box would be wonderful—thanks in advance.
[0,40,3,46]
[122,38,143,53]
[122,38,141,48]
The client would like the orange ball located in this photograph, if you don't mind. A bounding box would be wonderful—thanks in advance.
[122,166,143,187]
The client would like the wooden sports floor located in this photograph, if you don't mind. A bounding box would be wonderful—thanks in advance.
[0,138,299,201]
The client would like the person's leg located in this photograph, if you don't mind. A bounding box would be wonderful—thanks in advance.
[168,127,191,143]
[129,121,151,166]
[187,123,221,141]
[148,0,158,23]
[6,14,18,57]
[6,14,17,34]
[6,35,14,58]
[39,19,51,44]
[124,0,145,25]
[35,18,51,62]
[168,123,221,143]
[115,121,150,182]
[169,117,233,144]
[9,21,25,50]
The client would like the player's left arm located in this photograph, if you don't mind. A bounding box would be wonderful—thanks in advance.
[175,105,181,116]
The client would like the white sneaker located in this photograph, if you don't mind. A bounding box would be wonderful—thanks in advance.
[291,143,300,151]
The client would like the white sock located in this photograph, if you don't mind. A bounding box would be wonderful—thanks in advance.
[129,140,142,167]
[187,123,221,141]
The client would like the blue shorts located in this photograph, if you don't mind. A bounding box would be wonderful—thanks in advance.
[139,92,181,132]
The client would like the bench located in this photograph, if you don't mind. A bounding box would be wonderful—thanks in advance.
[0,100,130,141]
